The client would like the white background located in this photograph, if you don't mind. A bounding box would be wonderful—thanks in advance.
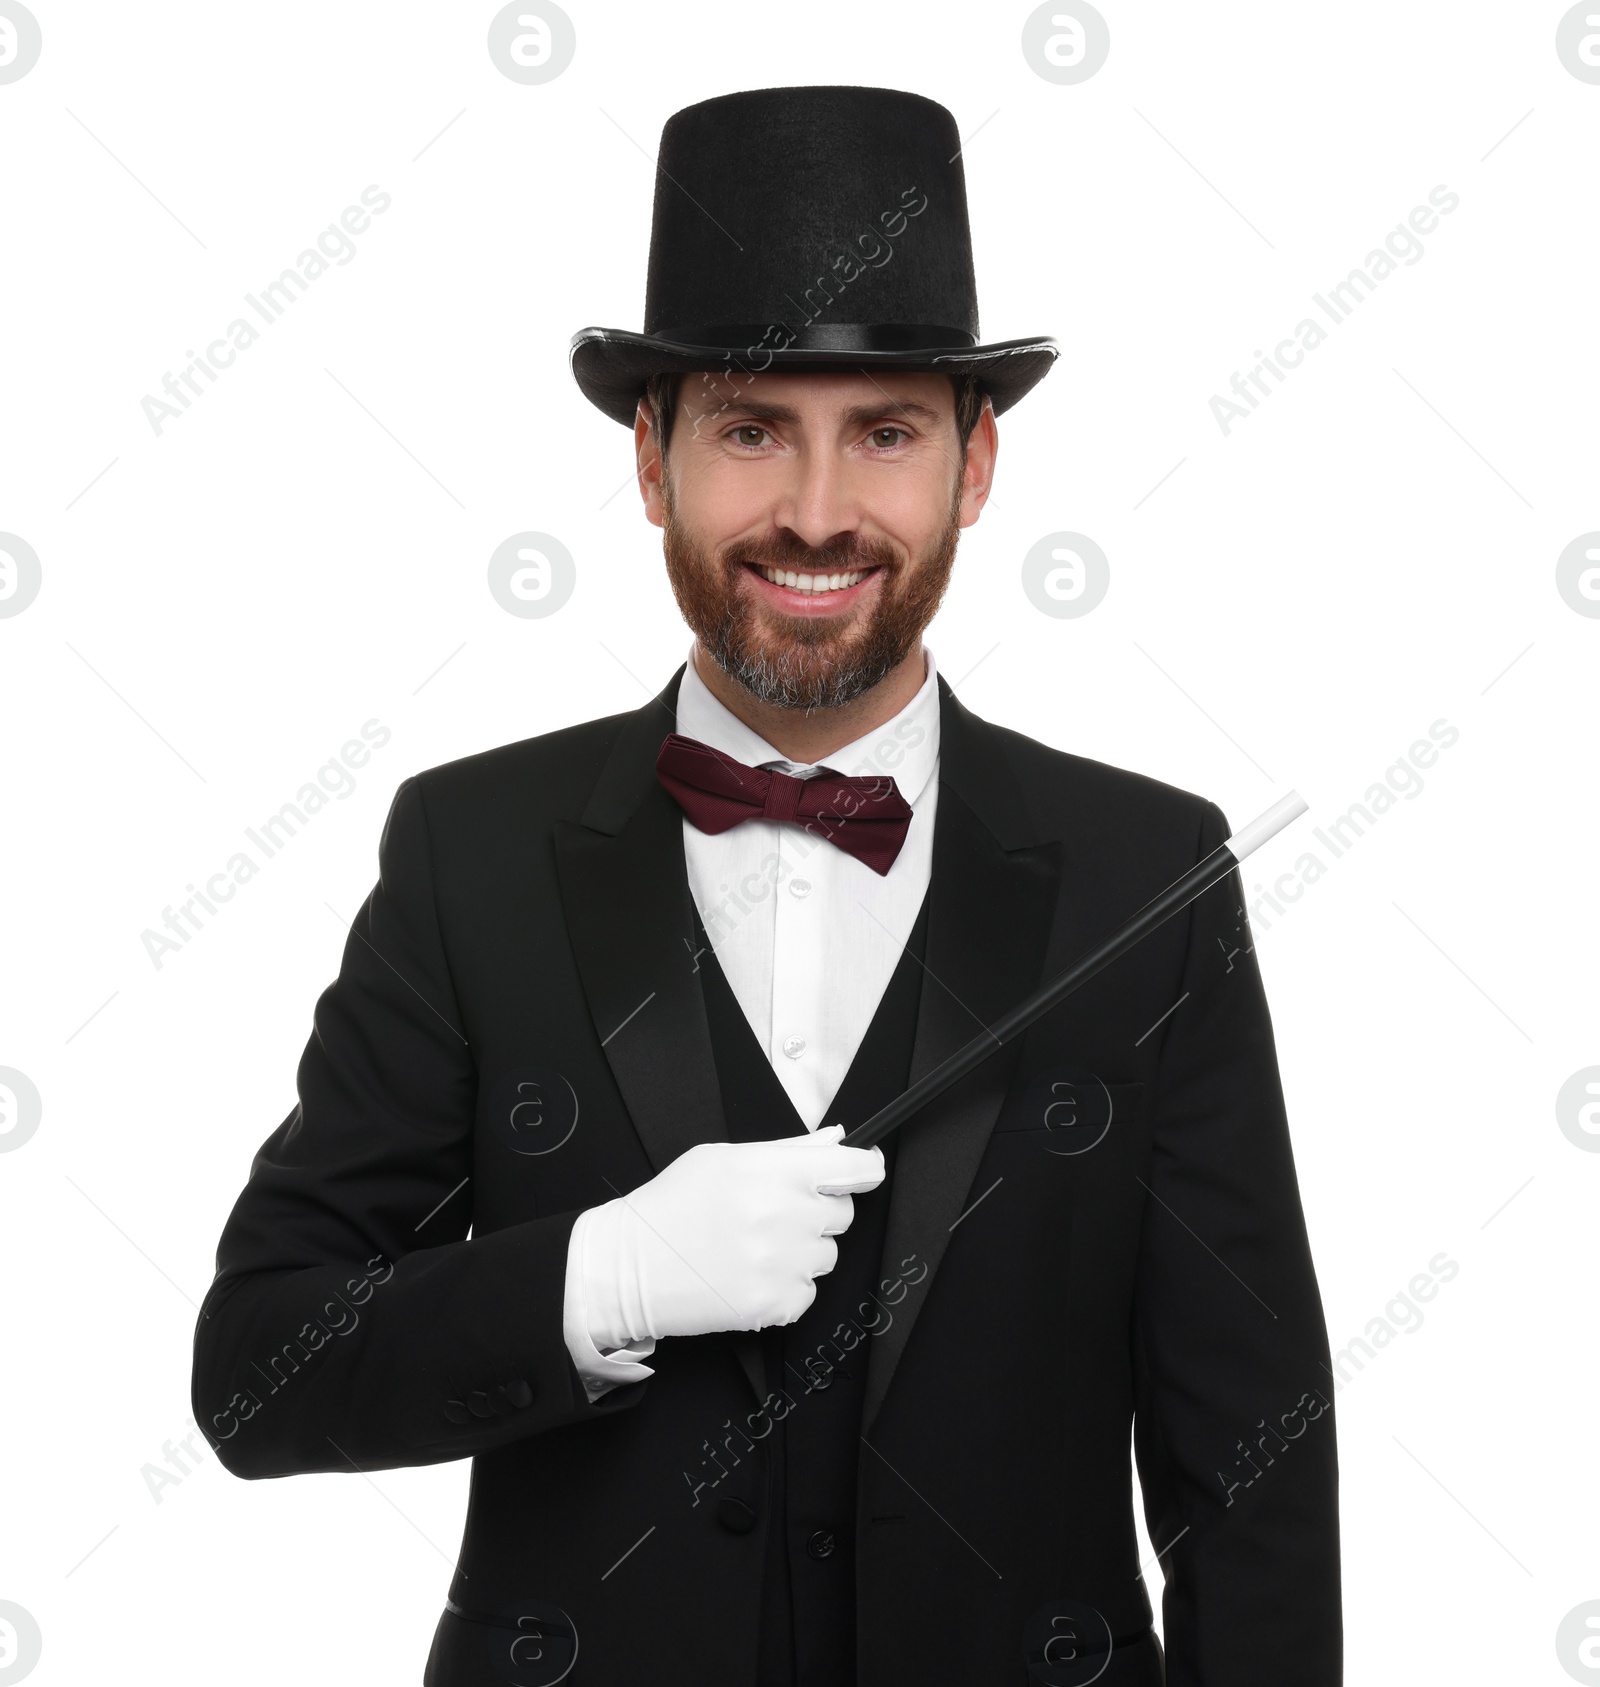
[2,3,1596,1682]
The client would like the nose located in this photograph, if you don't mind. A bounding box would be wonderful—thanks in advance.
[770,445,862,550]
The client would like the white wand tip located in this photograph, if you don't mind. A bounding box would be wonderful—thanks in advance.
[1226,790,1308,862]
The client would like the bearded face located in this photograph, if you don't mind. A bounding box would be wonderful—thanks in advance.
[660,453,965,712]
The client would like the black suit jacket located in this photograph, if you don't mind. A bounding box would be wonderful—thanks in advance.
[192,667,1341,1686]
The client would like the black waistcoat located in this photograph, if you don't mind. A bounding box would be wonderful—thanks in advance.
[695,890,930,1687]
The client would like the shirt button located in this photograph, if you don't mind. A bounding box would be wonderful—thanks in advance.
[782,1035,806,1060]
[788,877,812,899]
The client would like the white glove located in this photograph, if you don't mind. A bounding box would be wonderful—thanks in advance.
[570,1124,886,1349]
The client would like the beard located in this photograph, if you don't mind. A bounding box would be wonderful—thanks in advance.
[660,474,963,711]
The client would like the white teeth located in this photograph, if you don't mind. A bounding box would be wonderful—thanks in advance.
[759,566,868,593]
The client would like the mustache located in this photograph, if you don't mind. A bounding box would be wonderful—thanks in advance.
[722,530,899,577]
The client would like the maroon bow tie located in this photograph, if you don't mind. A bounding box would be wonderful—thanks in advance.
[655,733,914,875]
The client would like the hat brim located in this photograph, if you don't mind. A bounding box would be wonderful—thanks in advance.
[569,327,1057,428]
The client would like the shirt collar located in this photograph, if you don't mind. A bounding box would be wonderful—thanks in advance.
[674,642,941,809]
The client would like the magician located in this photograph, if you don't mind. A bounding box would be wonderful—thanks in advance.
[192,85,1342,1687]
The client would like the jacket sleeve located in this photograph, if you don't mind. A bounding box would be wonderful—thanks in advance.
[190,774,647,1481]
[1131,799,1342,1686]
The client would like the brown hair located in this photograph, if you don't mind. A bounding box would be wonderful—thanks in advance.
[642,367,989,456]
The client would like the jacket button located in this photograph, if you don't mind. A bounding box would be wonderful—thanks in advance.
[805,1528,836,1560]
[505,1378,534,1409]
[717,1497,758,1534]
[443,1399,471,1424]
[487,1385,515,1415]
[467,1391,493,1418]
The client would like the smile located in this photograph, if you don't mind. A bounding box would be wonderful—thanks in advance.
[752,564,877,595]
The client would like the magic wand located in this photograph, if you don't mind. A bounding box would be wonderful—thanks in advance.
[837,792,1309,1150]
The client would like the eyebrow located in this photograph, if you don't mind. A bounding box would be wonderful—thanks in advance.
[687,397,947,430]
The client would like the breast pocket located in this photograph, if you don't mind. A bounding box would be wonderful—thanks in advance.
[991,1070,1146,1158]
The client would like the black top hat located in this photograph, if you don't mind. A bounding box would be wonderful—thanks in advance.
[570,85,1057,426]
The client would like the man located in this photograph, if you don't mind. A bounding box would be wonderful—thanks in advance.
[193,86,1341,1685]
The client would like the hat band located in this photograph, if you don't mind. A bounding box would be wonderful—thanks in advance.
[652,322,978,354]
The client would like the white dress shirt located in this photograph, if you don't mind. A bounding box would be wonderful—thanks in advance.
[562,644,942,1397]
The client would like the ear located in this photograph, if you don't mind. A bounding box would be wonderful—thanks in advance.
[635,397,666,529]
[957,397,998,529]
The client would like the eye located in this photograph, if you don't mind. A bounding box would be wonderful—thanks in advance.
[728,424,770,448]
[866,426,909,450]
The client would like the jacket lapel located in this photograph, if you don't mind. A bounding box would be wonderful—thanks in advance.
[553,664,766,1403]
[861,676,1063,1439]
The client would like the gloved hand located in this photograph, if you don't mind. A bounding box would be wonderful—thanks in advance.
[570,1125,886,1349]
